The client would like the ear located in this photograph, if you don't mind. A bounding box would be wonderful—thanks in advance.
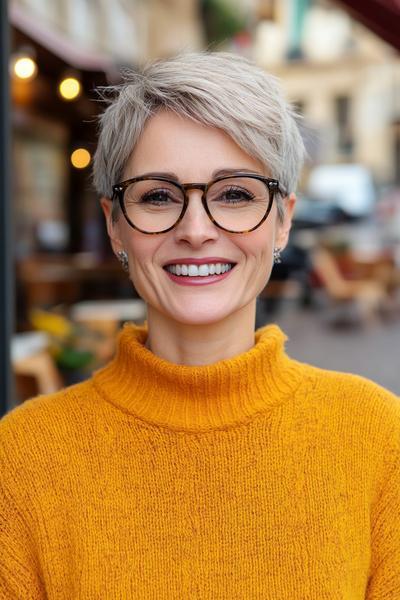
[275,192,296,251]
[99,197,124,255]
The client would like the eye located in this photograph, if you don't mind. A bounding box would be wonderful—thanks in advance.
[217,186,255,203]
[139,188,181,206]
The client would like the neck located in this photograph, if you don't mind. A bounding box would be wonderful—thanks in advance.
[93,320,297,430]
[145,301,257,365]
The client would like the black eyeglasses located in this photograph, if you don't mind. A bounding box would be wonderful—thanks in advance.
[112,172,286,235]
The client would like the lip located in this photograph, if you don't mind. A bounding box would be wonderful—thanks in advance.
[163,256,236,267]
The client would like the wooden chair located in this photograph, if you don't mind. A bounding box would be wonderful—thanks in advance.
[12,332,64,402]
[311,247,388,324]
[70,299,147,363]
[14,350,64,397]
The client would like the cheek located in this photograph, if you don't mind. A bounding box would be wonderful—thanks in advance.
[120,223,157,260]
[252,241,275,294]
[237,225,274,265]
[120,230,156,280]
[237,228,275,293]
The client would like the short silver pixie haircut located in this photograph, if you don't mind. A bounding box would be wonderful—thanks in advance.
[93,52,305,221]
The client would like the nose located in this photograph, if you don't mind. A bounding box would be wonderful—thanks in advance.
[173,190,219,247]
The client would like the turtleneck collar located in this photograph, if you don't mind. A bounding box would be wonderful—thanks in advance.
[92,323,301,432]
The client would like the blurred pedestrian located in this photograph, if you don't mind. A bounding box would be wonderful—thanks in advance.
[1,52,399,598]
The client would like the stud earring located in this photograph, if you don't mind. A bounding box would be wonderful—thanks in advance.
[273,248,282,264]
[116,250,129,272]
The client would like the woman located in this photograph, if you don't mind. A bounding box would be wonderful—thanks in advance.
[1,52,399,598]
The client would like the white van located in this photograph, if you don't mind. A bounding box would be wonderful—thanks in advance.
[307,164,375,217]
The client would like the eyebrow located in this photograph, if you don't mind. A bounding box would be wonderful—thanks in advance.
[212,168,262,178]
[131,168,263,181]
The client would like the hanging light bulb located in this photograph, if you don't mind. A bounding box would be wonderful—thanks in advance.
[59,75,81,101]
[11,47,38,81]
[71,148,91,169]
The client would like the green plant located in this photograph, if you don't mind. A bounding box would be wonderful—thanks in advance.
[201,0,247,45]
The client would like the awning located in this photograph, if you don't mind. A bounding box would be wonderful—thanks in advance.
[335,0,400,51]
[10,2,115,72]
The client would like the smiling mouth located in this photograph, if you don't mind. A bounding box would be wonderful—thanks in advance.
[163,262,236,277]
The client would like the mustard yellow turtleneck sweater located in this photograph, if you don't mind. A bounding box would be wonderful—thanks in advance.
[1,324,399,599]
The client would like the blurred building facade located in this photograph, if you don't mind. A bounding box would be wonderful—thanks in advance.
[10,0,204,261]
[252,0,400,188]
[11,0,204,64]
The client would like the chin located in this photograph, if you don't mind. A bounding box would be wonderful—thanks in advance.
[173,313,230,327]
[164,300,238,327]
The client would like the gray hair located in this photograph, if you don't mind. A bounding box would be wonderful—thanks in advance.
[93,52,305,221]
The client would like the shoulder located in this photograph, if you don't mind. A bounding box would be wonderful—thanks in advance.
[0,378,108,508]
[292,356,398,406]
[294,360,400,450]
[303,362,399,412]
[291,362,400,498]
[299,359,399,415]
[0,378,99,463]
[1,377,94,425]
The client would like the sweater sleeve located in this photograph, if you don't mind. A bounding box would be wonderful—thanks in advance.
[366,435,400,598]
[0,414,46,599]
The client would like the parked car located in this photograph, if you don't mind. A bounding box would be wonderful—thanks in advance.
[293,164,376,229]
[293,196,349,229]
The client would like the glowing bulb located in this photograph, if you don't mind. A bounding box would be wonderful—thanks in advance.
[71,148,91,169]
[59,77,81,100]
[14,57,38,80]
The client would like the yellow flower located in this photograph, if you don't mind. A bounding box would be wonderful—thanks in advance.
[30,309,73,339]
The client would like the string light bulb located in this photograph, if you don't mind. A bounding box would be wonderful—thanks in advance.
[59,76,81,101]
[12,55,38,81]
[71,148,91,169]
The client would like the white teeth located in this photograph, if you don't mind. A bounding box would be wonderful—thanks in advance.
[198,264,209,276]
[165,262,233,277]
[188,265,199,276]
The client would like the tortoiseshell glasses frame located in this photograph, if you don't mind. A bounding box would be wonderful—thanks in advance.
[112,172,287,235]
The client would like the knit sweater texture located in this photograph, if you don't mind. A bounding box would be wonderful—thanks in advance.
[1,323,399,599]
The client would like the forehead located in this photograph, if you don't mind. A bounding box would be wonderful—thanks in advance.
[124,110,264,180]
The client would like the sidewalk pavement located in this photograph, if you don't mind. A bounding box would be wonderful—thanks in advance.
[257,300,400,396]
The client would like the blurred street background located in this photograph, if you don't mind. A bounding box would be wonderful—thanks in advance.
[5,0,400,407]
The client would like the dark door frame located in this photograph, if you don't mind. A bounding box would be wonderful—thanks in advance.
[1,0,14,416]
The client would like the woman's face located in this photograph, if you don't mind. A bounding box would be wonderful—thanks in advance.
[101,110,295,326]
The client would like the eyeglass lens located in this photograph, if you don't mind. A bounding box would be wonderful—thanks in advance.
[121,177,272,233]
